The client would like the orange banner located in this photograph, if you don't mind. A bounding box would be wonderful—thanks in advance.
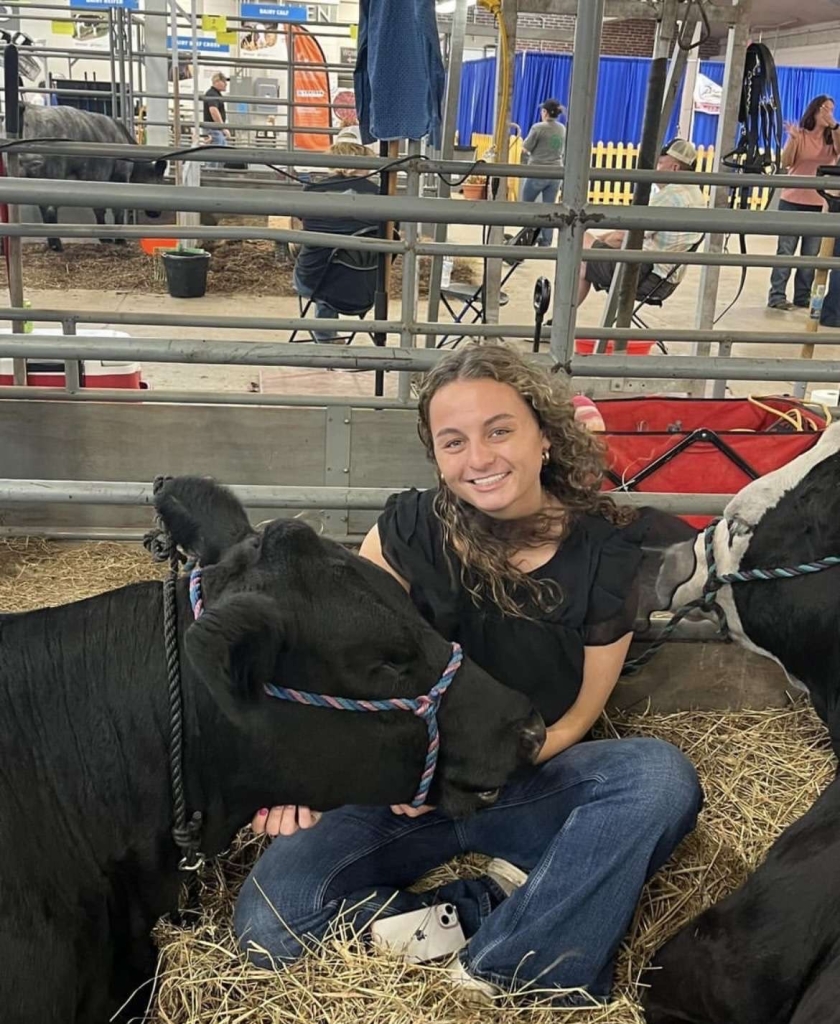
[290,25,331,151]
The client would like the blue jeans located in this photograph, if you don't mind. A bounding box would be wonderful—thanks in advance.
[234,737,701,1002]
[768,198,822,306]
[205,128,227,170]
[293,262,339,342]
[821,235,840,326]
[521,176,561,246]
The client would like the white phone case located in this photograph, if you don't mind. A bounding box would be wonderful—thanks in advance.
[370,903,466,963]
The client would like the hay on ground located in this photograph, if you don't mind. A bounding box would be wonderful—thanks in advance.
[1,538,833,1024]
[20,241,478,299]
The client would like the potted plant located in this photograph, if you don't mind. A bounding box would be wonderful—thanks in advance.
[461,174,487,201]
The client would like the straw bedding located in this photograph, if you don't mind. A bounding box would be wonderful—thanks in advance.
[21,241,479,299]
[1,538,833,1024]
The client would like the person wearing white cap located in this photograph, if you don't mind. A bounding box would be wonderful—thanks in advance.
[577,137,706,306]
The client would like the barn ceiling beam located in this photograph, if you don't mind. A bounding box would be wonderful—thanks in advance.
[517,0,740,25]
[454,22,575,43]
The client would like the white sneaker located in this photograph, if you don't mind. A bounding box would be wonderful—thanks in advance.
[485,858,528,897]
[445,958,501,1005]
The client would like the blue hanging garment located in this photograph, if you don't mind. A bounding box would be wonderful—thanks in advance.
[354,0,445,147]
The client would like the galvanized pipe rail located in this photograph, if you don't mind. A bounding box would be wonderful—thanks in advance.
[1,308,839,349]
[0,479,733,515]
[10,140,840,192]
[3,223,837,273]
[0,336,837,382]
[4,177,840,241]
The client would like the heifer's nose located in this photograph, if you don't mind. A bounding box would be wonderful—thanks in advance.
[518,711,547,764]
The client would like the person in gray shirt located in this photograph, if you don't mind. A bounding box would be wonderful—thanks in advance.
[521,98,566,246]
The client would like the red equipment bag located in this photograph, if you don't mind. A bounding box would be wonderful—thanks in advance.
[596,396,830,527]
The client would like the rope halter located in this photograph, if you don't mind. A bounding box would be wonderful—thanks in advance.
[188,567,463,808]
[622,516,840,677]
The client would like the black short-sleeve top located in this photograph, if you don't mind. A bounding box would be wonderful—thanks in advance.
[378,488,641,726]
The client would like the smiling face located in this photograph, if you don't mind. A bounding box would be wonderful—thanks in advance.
[428,378,549,520]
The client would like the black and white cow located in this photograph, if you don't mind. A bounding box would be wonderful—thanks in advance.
[634,420,840,754]
[19,104,167,252]
[643,773,840,1024]
[0,476,544,1024]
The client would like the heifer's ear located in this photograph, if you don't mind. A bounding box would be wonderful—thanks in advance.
[153,475,254,565]
[154,159,167,178]
[622,508,699,628]
[185,592,285,723]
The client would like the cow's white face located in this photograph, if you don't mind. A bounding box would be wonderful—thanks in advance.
[724,419,840,530]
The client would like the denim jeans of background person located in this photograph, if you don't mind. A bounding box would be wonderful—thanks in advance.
[767,199,822,309]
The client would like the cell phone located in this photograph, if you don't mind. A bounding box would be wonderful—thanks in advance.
[369,903,466,963]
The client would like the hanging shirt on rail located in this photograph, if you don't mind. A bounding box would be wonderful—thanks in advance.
[354,0,445,147]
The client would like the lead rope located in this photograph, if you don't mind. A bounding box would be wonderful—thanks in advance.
[144,521,206,872]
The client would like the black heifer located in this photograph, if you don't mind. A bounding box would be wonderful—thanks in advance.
[0,477,544,1024]
[631,421,840,754]
[19,104,167,252]
[643,775,840,1024]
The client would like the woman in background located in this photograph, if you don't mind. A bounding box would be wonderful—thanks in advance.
[521,98,566,247]
[768,95,840,311]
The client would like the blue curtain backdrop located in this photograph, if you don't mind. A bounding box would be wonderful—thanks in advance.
[457,52,840,149]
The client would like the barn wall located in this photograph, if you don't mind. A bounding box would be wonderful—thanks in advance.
[0,400,434,531]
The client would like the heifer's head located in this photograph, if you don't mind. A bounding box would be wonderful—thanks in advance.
[130,158,167,218]
[154,476,545,817]
[636,422,840,621]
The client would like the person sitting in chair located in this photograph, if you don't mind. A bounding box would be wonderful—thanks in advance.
[293,126,381,342]
[577,138,706,307]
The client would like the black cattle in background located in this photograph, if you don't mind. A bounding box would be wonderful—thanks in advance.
[643,775,840,1024]
[18,103,167,251]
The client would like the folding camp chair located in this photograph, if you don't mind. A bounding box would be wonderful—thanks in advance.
[437,226,541,348]
[289,225,380,345]
[630,236,705,345]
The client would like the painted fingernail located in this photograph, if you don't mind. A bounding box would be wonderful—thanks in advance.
[258,808,269,817]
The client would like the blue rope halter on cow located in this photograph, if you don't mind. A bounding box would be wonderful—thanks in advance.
[622,517,840,676]
[189,567,463,808]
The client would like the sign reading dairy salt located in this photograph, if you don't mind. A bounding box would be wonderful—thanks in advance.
[239,3,307,20]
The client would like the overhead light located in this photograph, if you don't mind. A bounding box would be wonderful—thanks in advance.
[436,0,477,13]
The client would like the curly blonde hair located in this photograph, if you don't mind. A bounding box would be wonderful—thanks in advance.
[417,343,633,618]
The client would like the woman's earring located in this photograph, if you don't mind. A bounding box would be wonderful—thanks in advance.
[542,449,550,465]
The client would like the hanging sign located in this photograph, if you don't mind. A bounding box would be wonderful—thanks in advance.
[240,3,307,21]
[201,13,227,31]
[693,73,722,115]
[166,34,231,53]
[68,0,139,10]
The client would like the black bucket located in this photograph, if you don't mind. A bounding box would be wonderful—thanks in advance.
[162,249,210,298]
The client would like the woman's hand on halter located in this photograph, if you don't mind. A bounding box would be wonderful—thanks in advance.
[252,805,322,837]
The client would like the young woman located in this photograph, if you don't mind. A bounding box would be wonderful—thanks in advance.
[234,345,702,1005]
[520,98,566,247]
[768,95,840,311]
